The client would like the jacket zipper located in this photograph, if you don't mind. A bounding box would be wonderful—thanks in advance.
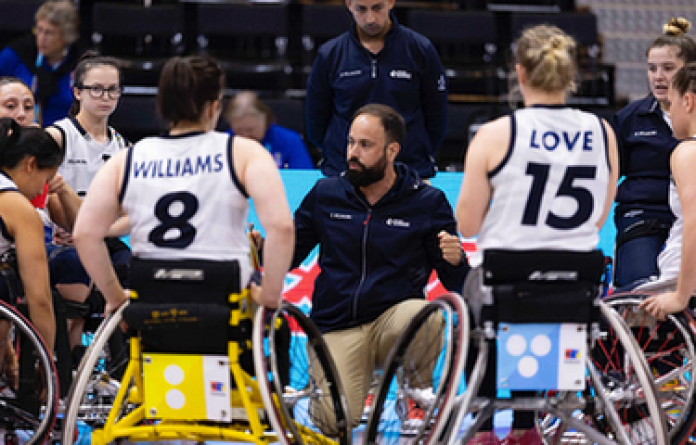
[351,204,372,322]
[371,59,377,78]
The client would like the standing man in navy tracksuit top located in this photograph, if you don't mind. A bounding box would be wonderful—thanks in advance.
[293,104,468,434]
[305,0,448,179]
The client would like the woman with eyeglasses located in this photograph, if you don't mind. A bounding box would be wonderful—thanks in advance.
[0,0,80,126]
[47,51,128,199]
[46,51,131,350]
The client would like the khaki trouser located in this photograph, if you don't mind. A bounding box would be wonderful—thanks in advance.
[310,298,443,435]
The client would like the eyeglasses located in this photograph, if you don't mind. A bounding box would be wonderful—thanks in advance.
[33,26,59,39]
[78,84,122,100]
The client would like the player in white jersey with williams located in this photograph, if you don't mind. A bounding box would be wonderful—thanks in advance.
[73,54,294,313]
[455,25,619,445]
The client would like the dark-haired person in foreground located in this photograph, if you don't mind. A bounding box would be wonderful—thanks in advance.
[0,117,64,355]
[74,54,294,317]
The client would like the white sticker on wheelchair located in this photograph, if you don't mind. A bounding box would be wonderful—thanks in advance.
[164,364,185,386]
[556,324,587,390]
[143,353,233,421]
[203,356,232,422]
[165,388,185,409]
[497,323,587,391]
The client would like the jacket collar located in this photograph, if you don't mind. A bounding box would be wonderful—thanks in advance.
[340,162,423,206]
[636,94,661,116]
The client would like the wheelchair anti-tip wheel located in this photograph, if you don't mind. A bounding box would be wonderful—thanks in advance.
[364,293,468,445]
[253,301,351,445]
[0,300,58,445]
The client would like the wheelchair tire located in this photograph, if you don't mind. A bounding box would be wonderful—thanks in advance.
[253,302,351,445]
[0,300,58,444]
[60,303,129,445]
[537,300,669,445]
[603,294,696,445]
[364,293,468,445]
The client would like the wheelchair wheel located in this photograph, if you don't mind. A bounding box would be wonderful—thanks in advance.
[60,302,130,444]
[538,300,668,445]
[0,300,58,444]
[253,301,351,445]
[602,294,696,444]
[364,293,468,445]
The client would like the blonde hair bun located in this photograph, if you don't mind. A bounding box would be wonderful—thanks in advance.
[664,17,691,37]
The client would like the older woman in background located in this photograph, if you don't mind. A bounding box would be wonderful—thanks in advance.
[0,0,80,126]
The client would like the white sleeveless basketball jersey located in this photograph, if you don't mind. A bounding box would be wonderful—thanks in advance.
[657,138,696,282]
[657,179,681,282]
[53,117,128,196]
[119,132,251,285]
[0,173,20,253]
[471,105,610,267]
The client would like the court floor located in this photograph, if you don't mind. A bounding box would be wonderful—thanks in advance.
[71,412,513,444]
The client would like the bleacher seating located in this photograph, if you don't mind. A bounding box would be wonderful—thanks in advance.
[408,10,500,99]
[195,3,293,91]
[90,3,184,86]
[300,4,352,82]
[109,92,164,143]
[22,1,633,170]
[0,1,42,50]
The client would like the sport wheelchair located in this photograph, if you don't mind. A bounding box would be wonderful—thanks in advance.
[603,279,696,444]
[0,260,59,444]
[366,249,669,444]
[60,258,351,444]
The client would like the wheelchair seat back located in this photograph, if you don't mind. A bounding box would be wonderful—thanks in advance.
[482,249,605,325]
[122,258,256,422]
[123,257,247,355]
[481,249,605,391]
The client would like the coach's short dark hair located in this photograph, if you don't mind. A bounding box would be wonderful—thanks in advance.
[352,103,405,146]
[157,55,225,127]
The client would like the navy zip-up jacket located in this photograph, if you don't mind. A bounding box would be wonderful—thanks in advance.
[611,94,679,220]
[292,163,469,334]
[305,14,448,179]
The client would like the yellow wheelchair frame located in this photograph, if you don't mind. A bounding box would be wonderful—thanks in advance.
[61,287,351,445]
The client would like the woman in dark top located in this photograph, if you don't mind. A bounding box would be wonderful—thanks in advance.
[612,17,696,288]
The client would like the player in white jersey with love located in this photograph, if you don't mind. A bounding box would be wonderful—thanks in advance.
[455,24,619,445]
[73,54,294,314]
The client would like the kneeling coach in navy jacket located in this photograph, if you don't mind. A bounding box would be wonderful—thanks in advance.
[292,103,469,433]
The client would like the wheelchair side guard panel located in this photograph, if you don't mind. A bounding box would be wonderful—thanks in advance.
[496,322,587,391]
[143,353,232,422]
